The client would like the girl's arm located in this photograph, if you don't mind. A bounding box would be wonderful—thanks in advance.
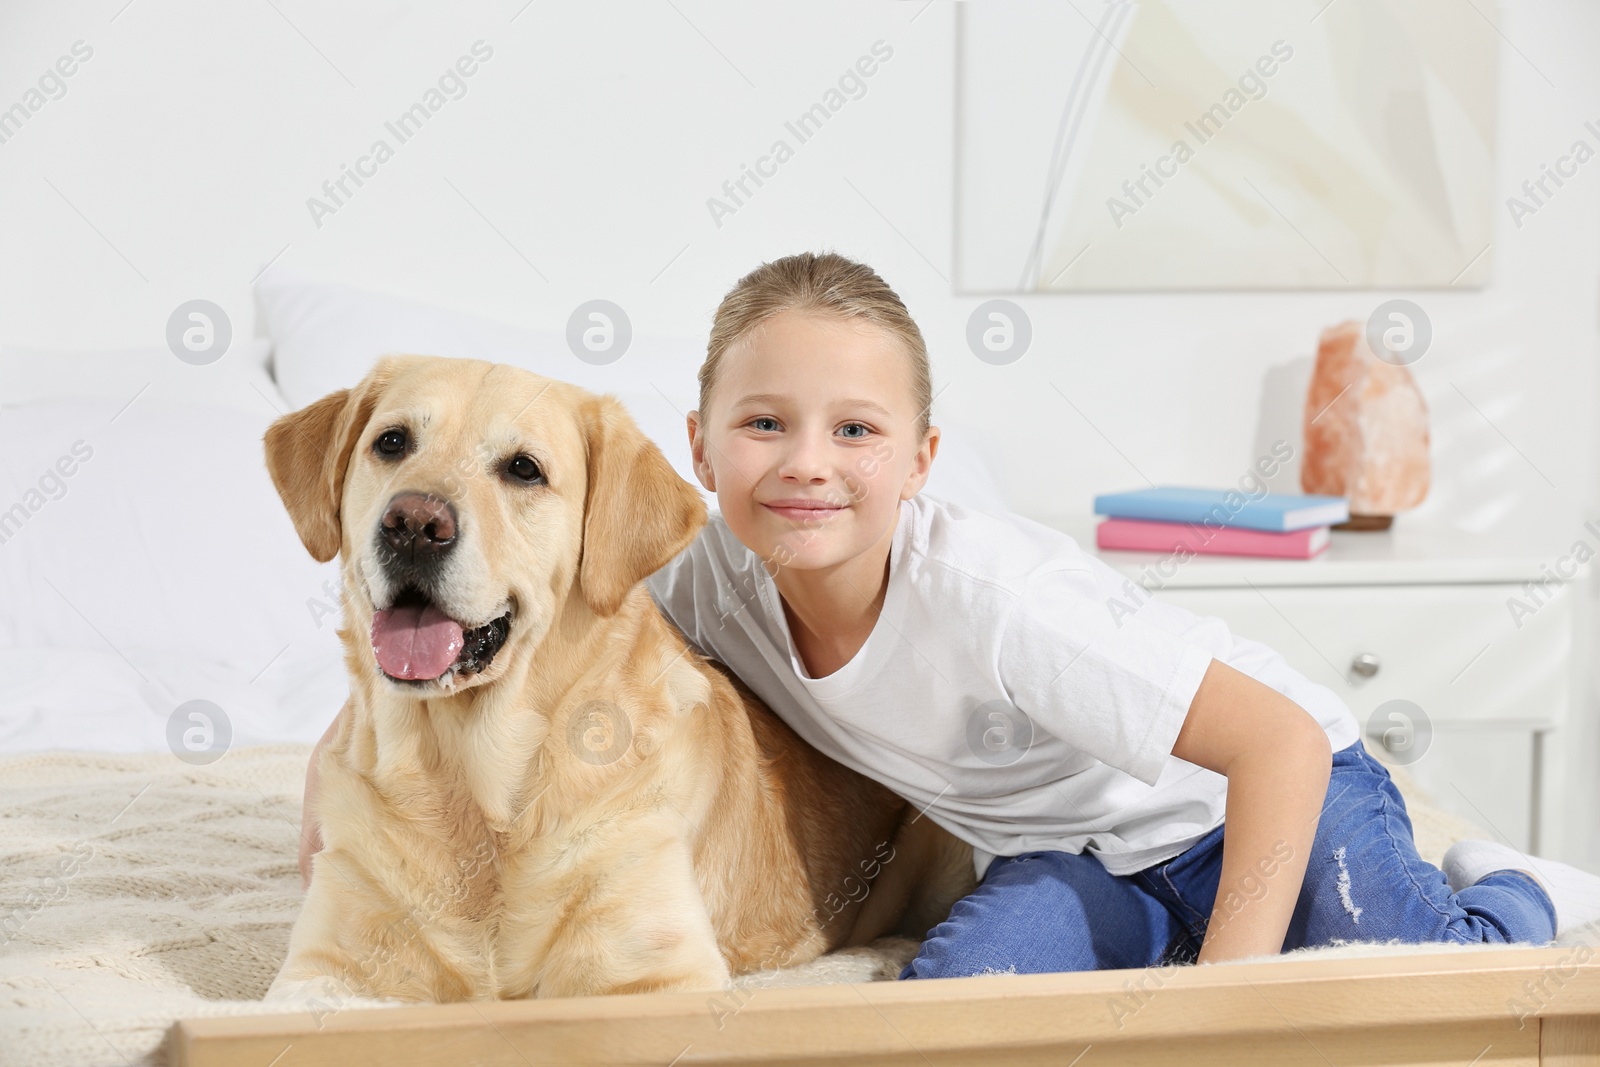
[1170,657,1333,964]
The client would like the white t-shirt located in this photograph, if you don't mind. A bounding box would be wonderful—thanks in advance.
[645,493,1360,881]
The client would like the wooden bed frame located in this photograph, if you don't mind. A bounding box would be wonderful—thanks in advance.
[175,944,1600,1066]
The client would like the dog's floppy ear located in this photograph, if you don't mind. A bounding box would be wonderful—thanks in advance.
[263,363,394,563]
[578,393,707,617]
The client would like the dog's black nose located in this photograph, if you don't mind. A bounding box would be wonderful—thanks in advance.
[380,493,457,561]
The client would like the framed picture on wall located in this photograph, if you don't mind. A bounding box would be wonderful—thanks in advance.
[956,0,1499,292]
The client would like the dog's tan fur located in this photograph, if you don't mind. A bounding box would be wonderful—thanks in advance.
[262,355,974,1002]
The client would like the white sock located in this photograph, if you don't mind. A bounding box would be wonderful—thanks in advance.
[1442,839,1600,937]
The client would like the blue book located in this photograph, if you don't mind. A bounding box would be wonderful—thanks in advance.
[1092,486,1349,532]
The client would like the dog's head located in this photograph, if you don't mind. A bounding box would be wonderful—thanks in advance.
[263,355,706,694]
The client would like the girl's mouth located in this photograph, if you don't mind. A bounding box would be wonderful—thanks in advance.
[762,499,844,523]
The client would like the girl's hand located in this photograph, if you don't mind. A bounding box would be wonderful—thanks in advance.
[299,709,343,890]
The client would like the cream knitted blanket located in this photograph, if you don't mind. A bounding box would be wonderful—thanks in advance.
[0,742,1568,1066]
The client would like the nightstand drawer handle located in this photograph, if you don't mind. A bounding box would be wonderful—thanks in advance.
[1350,653,1381,678]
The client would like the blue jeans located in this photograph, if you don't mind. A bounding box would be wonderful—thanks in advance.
[899,739,1556,979]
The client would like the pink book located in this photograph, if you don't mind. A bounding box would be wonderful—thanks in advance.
[1095,516,1330,559]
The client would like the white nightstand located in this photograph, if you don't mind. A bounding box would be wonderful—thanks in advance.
[1035,515,1595,866]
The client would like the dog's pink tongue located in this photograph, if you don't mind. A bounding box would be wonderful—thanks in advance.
[371,604,465,680]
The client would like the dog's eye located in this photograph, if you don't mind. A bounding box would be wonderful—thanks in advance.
[506,454,544,484]
[374,429,408,457]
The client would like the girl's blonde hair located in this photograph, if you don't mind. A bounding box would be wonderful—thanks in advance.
[699,251,934,437]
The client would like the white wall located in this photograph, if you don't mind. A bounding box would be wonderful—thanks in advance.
[4,0,1600,866]
[1,0,1595,526]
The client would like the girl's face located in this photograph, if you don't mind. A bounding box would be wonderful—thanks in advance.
[687,309,938,575]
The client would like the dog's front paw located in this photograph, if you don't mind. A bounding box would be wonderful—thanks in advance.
[264,973,359,1005]
[264,972,408,1010]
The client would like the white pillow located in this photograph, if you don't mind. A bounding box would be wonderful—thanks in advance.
[1,338,276,413]
[256,268,705,412]
[254,272,1010,512]
[0,395,346,750]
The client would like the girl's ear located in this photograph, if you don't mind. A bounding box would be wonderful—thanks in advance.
[900,425,940,500]
[687,409,716,492]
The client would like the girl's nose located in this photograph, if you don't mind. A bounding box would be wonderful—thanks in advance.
[777,430,831,483]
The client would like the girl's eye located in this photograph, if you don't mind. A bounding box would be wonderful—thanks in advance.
[749,417,780,432]
[838,423,871,439]
[374,428,408,457]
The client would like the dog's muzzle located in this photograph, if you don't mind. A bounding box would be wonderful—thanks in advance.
[369,492,513,684]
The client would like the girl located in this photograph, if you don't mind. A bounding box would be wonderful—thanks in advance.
[301,251,1600,976]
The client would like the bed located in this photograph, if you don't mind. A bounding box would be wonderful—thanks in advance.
[2,276,1596,1065]
[4,738,1594,1066]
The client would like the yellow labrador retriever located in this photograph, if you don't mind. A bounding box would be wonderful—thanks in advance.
[262,354,974,1003]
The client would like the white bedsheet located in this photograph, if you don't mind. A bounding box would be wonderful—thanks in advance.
[0,647,346,754]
